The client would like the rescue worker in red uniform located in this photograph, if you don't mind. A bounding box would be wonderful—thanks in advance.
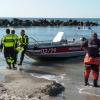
[82,32,100,87]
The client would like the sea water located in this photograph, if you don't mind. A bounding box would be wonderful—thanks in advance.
[0,18,100,99]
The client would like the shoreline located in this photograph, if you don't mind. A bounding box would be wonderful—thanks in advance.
[0,69,55,100]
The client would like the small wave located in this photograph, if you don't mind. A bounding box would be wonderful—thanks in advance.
[78,86,100,97]
[31,73,66,82]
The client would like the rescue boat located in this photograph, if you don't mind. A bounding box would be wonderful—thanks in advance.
[26,32,86,59]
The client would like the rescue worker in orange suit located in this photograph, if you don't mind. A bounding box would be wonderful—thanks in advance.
[18,30,28,65]
[1,29,16,69]
[82,32,100,87]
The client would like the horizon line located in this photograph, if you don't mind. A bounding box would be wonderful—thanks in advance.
[0,17,100,19]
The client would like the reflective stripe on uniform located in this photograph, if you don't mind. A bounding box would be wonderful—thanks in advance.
[16,46,24,52]
[7,57,14,64]
[4,39,14,42]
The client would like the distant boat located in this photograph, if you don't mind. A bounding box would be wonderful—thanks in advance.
[26,32,85,60]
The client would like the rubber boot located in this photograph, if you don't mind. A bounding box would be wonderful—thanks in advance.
[93,80,98,87]
[12,64,17,70]
[6,64,11,69]
[9,64,12,69]
[18,61,22,65]
[85,78,89,86]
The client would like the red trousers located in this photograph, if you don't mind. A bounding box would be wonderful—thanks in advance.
[84,64,99,80]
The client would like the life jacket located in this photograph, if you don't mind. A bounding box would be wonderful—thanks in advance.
[18,35,28,46]
[2,34,15,47]
[84,53,100,65]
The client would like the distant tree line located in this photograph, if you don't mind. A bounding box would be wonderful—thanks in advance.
[0,18,99,27]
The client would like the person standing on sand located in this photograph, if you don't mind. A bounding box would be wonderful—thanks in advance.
[1,29,16,69]
[11,29,18,64]
[82,32,100,87]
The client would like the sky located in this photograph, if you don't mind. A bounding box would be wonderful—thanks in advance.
[0,0,100,18]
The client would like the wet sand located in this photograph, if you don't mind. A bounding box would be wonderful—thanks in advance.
[0,69,63,100]
[62,57,100,100]
[1,56,100,100]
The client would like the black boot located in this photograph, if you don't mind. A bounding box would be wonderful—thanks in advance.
[12,64,17,70]
[93,80,98,87]
[6,64,11,69]
[18,62,22,65]
[85,78,89,86]
[18,60,22,65]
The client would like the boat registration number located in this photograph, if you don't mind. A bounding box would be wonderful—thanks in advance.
[40,48,56,54]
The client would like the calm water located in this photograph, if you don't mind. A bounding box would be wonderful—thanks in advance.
[0,24,100,99]
[0,26,100,40]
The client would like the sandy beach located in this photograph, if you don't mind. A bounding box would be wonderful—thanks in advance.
[1,57,100,100]
[0,69,64,100]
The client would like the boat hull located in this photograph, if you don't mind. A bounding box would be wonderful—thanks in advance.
[26,50,85,59]
[26,45,85,60]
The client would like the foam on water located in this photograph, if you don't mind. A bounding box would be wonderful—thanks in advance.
[31,73,66,82]
[78,86,100,97]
